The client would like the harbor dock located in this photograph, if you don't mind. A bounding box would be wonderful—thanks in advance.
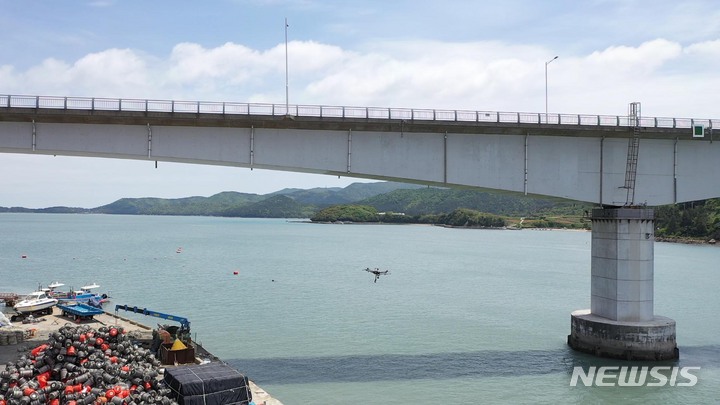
[0,293,19,307]
[0,306,283,405]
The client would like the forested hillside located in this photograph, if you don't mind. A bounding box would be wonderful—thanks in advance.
[1,182,718,241]
[359,187,575,216]
[655,199,720,241]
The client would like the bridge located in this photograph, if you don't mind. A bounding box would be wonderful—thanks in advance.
[3,94,718,361]
[0,95,717,206]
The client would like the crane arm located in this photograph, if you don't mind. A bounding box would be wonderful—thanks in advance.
[114,304,191,332]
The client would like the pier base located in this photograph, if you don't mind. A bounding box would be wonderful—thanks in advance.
[568,207,678,361]
[568,309,678,360]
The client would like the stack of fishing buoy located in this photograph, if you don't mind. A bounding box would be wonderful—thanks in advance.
[0,324,178,404]
[0,329,24,346]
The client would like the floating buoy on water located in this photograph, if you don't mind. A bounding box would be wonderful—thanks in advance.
[233,271,239,275]
[21,254,27,259]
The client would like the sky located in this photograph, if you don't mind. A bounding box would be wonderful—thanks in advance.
[1,0,719,208]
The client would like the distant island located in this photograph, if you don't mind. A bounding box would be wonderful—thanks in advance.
[1,181,718,242]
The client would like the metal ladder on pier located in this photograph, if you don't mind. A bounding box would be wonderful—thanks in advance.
[621,102,641,206]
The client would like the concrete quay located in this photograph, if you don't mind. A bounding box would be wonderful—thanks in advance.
[0,307,283,405]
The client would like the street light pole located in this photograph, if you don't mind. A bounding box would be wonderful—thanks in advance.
[285,17,289,115]
[545,55,558,123]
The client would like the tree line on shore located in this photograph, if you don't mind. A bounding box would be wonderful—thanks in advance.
[310,205,507,228]
[311,199,720,242]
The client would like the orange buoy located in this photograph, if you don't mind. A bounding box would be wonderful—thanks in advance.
[31,344,48,357]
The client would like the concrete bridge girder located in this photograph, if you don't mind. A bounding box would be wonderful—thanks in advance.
[1,116,719,205]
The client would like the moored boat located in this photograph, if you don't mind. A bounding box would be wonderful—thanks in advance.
[13,291,58,314]
[55,283,110,307]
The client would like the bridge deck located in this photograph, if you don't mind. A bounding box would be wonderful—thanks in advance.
[1,94,714,140]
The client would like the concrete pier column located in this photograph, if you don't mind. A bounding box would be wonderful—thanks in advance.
[568,207,678,360]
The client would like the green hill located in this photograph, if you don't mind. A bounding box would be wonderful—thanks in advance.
[359,187,568,216]
[93,192,264,216]
[222,195,316,218]
[271,181,422,206]
[86,182,423,217]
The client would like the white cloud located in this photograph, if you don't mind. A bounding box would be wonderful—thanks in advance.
[2,37,718,118]
[685,39,720,60]
[72,49,150,95]
[167,42,264,85]
[586,39,682,71]
[287,41,346,73]
[6,49,150,98]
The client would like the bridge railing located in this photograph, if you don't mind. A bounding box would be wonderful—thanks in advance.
[0,94,715,130]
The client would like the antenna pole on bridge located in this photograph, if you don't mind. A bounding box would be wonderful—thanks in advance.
[285,17,290,116]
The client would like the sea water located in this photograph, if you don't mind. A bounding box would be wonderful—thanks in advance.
[0,213,718,404]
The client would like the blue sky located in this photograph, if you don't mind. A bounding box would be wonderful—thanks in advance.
[1,0,719,207]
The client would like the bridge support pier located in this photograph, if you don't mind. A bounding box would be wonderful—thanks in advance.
[568,207,678,360]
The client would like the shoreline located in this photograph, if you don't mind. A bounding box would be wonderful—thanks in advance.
[654,236,717,245]
[307,220,718,245]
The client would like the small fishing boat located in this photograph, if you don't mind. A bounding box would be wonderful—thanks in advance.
[45,281,67,297]
[13,291,58,314]
[55,283,110,307]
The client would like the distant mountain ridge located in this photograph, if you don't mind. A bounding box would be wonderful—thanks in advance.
[269,182,420,206]
[361,188,559,216]
[93,192,265,216]
[0,181,584,218]
[0,182,425,217]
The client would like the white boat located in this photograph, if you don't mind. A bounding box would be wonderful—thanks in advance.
[56,283,109,307]
[13,291,58,314]
[48,281,65,289]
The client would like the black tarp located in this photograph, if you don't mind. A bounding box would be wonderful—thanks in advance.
[163,362,252,405]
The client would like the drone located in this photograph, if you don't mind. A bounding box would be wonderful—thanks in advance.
[363,267,390,283]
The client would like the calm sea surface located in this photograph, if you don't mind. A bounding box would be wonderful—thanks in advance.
[1,213,718,404]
